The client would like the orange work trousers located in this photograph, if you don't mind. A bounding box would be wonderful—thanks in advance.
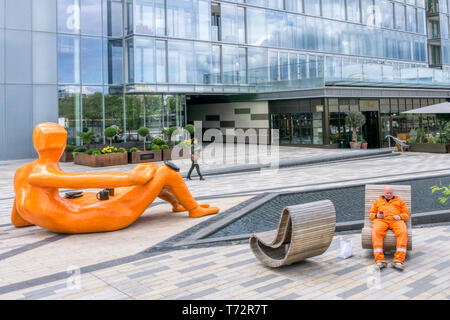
[372,219,408,263]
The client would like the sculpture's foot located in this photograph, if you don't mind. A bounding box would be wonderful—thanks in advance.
[172,203,210,213]
[189,205,219,218]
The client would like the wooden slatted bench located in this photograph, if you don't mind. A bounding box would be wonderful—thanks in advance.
[249,200,336,268]
[361,184,413,250]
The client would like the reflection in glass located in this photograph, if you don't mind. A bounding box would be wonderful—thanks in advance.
[80,0,102,35]
[58,35,80,84]
[82,86,104,143]
[134,0,154,35]
[104,86,124,140]
[168,40,195,84]
[212,45,221,84]
[105,0,123,37]
[106,39,123,84]
[81,37,103,84]
[156,40,167,83]
[58,0,81,34]
[58,86,82,145]
[134,37,155,83]
[167,0,194,39]
[195,42,212,84]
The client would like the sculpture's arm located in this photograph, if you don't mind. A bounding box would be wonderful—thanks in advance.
[28,165,155,189]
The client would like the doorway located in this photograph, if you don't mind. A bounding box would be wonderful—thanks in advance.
[361,111,380,148]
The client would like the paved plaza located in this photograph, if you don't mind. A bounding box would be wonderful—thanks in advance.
[0,146,449,300]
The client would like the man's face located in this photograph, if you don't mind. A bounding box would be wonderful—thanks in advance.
[384,187,394,200]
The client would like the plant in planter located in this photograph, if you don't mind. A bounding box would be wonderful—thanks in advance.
[74,145,128,167]
[358,135,368,149]
[185,124,195,138]
[161,126,178,147]
[60,145,76,162]
[128,139,163,164]
[76,129,97,150]
[345,111,366,149]
[137,126,150,151]
[105,126,119,146]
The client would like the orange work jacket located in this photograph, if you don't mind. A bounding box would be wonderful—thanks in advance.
[369,196,410,221]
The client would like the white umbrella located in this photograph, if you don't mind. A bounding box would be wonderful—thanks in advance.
[402,102,450,114]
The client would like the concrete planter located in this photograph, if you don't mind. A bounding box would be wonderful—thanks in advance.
[128,150,162,163]
[410,143,449,153]
[60,151,74,162]
[74,152,128,167]
[349,141,362,149]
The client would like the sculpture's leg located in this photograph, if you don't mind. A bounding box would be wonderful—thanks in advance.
[156,165,219,218]
[158,186,210,212]
[11,198,34,227]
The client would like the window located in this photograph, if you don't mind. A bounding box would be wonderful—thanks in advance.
[58,35,80,84]
[346,0,361,23]
[81,37,103,84]
[395,3,406,31]
[194,42,212,84]
[304,0,320,16]
[168,40,195,84]
[58,0,81,34]
[81,0,102,35]
[134,37,155,83]
[156,40,167,83]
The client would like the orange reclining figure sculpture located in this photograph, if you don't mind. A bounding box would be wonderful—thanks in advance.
[11,123,219,234]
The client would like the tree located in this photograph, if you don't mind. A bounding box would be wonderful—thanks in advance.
[105,126,119,146]
[161,126,178,146]
[137,126,150,151]
[185,124,195,139]
[345,111,366,142]
[76,129,97,150]
[431,182,450,205]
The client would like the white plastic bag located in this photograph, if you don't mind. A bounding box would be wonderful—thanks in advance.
[339,237,353,259]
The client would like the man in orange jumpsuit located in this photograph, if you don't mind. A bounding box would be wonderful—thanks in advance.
[369,185,409,271]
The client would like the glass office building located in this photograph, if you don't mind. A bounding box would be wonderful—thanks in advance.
[1,0,450,160]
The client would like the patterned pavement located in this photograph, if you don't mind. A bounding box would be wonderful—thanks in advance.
[0,147,449,300]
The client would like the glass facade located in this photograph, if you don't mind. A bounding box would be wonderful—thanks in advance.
[52,0,450,146]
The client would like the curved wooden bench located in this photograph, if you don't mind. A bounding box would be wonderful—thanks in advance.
[361,185,412,250]
[249,200,336,268]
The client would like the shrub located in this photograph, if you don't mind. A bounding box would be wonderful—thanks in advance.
[65,145,76,152]
[105,126,119,146]
[152,137,165,146]
[137,127,150,151]
[185,124,195,137]
[179,139,192,148]
[130,147,140,152]
[74,147,86,153]
[87,149,101,155]
[151,144,161,151]
[161,144,169,150]
[76,129,97,150]
[118,147,127,153]
[91,150,102,156]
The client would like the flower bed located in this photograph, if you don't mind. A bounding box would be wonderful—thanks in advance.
[74,146,128,167]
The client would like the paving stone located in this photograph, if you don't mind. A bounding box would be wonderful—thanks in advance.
[132,255,173,266]
[240,274,279,288]
[177,287,219,300]
[178,262,216,274]
[225,258,257,269]
[127,266,170,279]
[175,274,217,288]
[333,263,365,276]
[255,279,293,293]
[179,251,216,261]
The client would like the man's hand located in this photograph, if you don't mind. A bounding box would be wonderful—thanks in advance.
[393,215,401,221]
[376,212,385,219]
[130,164,155,185]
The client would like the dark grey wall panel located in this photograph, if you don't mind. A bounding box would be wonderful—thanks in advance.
[5,0,31,30]
[5,30,32,84]
[5,85,33,160]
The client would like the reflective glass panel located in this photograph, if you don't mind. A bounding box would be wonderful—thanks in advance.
[80,0,102,35]
[134,0,155,35]
[82,86,104,142]
[195,42,212,84]
[156,40,167,83]
[58,0,81,34]
[134,37,155,83]
[58,35,80,84]
[58,86,81,145]
[168,40,195,84]
[81,37,102,84]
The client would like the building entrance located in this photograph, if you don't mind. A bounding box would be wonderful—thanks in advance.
[361,111,380,148]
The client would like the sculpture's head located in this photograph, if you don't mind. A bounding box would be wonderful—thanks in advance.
[33,123,68,162]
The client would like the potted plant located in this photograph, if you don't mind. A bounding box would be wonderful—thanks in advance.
[76,129,97,150]
[128,138,163,164]
[74,146,128,167]
[345,111,366,149]
[60,145,76,162]
[408,127,448,153]
[105,126,119,146]
[137,126,150,151]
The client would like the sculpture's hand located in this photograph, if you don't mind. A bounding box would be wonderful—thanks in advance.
[130,164,155,185]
